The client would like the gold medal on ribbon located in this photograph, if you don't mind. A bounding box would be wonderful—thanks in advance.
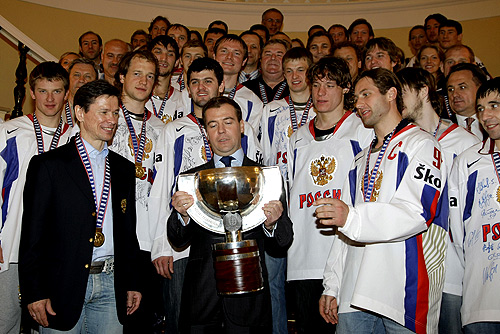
[287,125,293,138]
[496,186,500,204]
[135,162,146,179]
[94,228,105,247]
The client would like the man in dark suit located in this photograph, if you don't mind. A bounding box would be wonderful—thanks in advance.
[167,96,293,333]
[19,80,142,333]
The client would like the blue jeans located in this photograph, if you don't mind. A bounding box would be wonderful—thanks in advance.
[40,268,121,334]
[439,292,463,334]
[163,257,188,334]
[265,252,287,334]
[464,322,500,333]
[337,311,415,334]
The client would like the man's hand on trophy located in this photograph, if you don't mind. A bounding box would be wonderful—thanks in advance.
[262,200,283,230]
[172,191,194,222]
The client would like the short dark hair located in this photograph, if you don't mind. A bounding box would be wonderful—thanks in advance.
[397,67,442,116]
[148,35,180,60]
[250,24,270,42]
[348,19,374,38]
[328,24,348,35]
[78,31,102,48]
[214,34,248,61]
[307,31,334,54]
[74,80,120,113]
[425,13,448,27]
[447,63,487,88]
[148,16,170,33]
[261,8,283,21]
[364,37,402,71]
[308,57,354,110]
[208,20,228,34]
[439,19,463,35]
[283,47,313,68]
[356,68,404,113]
[29,61,69,92]
[114,50,159,90]
[239,31,264,50]
[190,30,203,42]
[270,32,292,50]
[332,41,362,62]
[68,58,100,79]
[291,38,305,48]
[204,28,226,43]
[131,29,150,45]
[308,25,327,37]
[167,23,190,38]
[181,39,208,58]
[202,96,242,125]
[187,57,224,86]
[476,77,500,106]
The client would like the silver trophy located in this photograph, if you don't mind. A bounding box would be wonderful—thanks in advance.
[177,166,282,294]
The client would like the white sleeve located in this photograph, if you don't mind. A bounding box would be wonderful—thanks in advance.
[448,156,467,269]
[340,138,446,243]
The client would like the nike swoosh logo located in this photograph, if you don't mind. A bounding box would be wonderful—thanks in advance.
[270,108,280,113]
[467,158,481,169]
[6,128,19,135]
[176,126,186,132]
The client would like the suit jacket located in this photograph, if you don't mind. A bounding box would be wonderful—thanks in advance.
[19,137,141,331]
[167,156,293,329]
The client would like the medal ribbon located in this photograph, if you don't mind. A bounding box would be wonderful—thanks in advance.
[259,81,286,105]
[491,152,500,185]
[432,118,442,138]
[363,130,395,202]
[228,84,238,100]
[75,134,110,231]
[30,113,64,155]
[122,105,148,164]
[287,96,313,133]
[65,102,74,127]
[150,86,174,119]
[188,105,212,161]
[178,73,185,91]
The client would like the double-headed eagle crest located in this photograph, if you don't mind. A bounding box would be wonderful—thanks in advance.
[310,155,337,186]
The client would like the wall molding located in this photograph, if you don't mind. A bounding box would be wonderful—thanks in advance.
[21,0,500,31]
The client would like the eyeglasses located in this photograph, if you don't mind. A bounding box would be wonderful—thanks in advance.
[265,18,282,24]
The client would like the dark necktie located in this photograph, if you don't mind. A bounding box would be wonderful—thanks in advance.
[466,117,474,132]
[220,156,235,167]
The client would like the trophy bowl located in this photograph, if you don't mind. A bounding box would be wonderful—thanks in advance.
[177,166,283,234]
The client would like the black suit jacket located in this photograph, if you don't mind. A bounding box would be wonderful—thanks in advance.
[167,156,293,329]
[19,138,141,331]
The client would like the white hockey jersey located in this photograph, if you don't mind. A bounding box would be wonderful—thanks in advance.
[145,86,185,125]
[435,123,480,296]
[448,138,500,326]
[260,97,316,180]
[323,121,448,334]
[149,111,264,262]
[108,108,166,253]
[287,111,373,281]
[222,83,264,132]
[0,116,72,272]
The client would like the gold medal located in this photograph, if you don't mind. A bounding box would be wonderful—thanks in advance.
[287,125,293,138]
[496,186,500,204]
[94,228,105,247]
[135,162,146,179]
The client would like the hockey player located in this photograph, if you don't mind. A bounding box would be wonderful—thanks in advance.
[448,77,500,333]
[287,57,373,333]
[317,68,447,333]
[148,57,263,333]
[260,47,316,334]
[172,40,207,93]
[64,58,98,127]
[214,34,264,131]
[397,67,480,334]
[0,62,72,334]
[108,49,166,332]
[145,36,184,124]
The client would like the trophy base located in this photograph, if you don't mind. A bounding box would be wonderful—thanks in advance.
[212,239,264,295]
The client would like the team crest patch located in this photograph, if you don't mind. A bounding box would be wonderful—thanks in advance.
[361,170,383,202]
[128,135,153,160]
[161,114,173,124]
[310,155,336,186]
